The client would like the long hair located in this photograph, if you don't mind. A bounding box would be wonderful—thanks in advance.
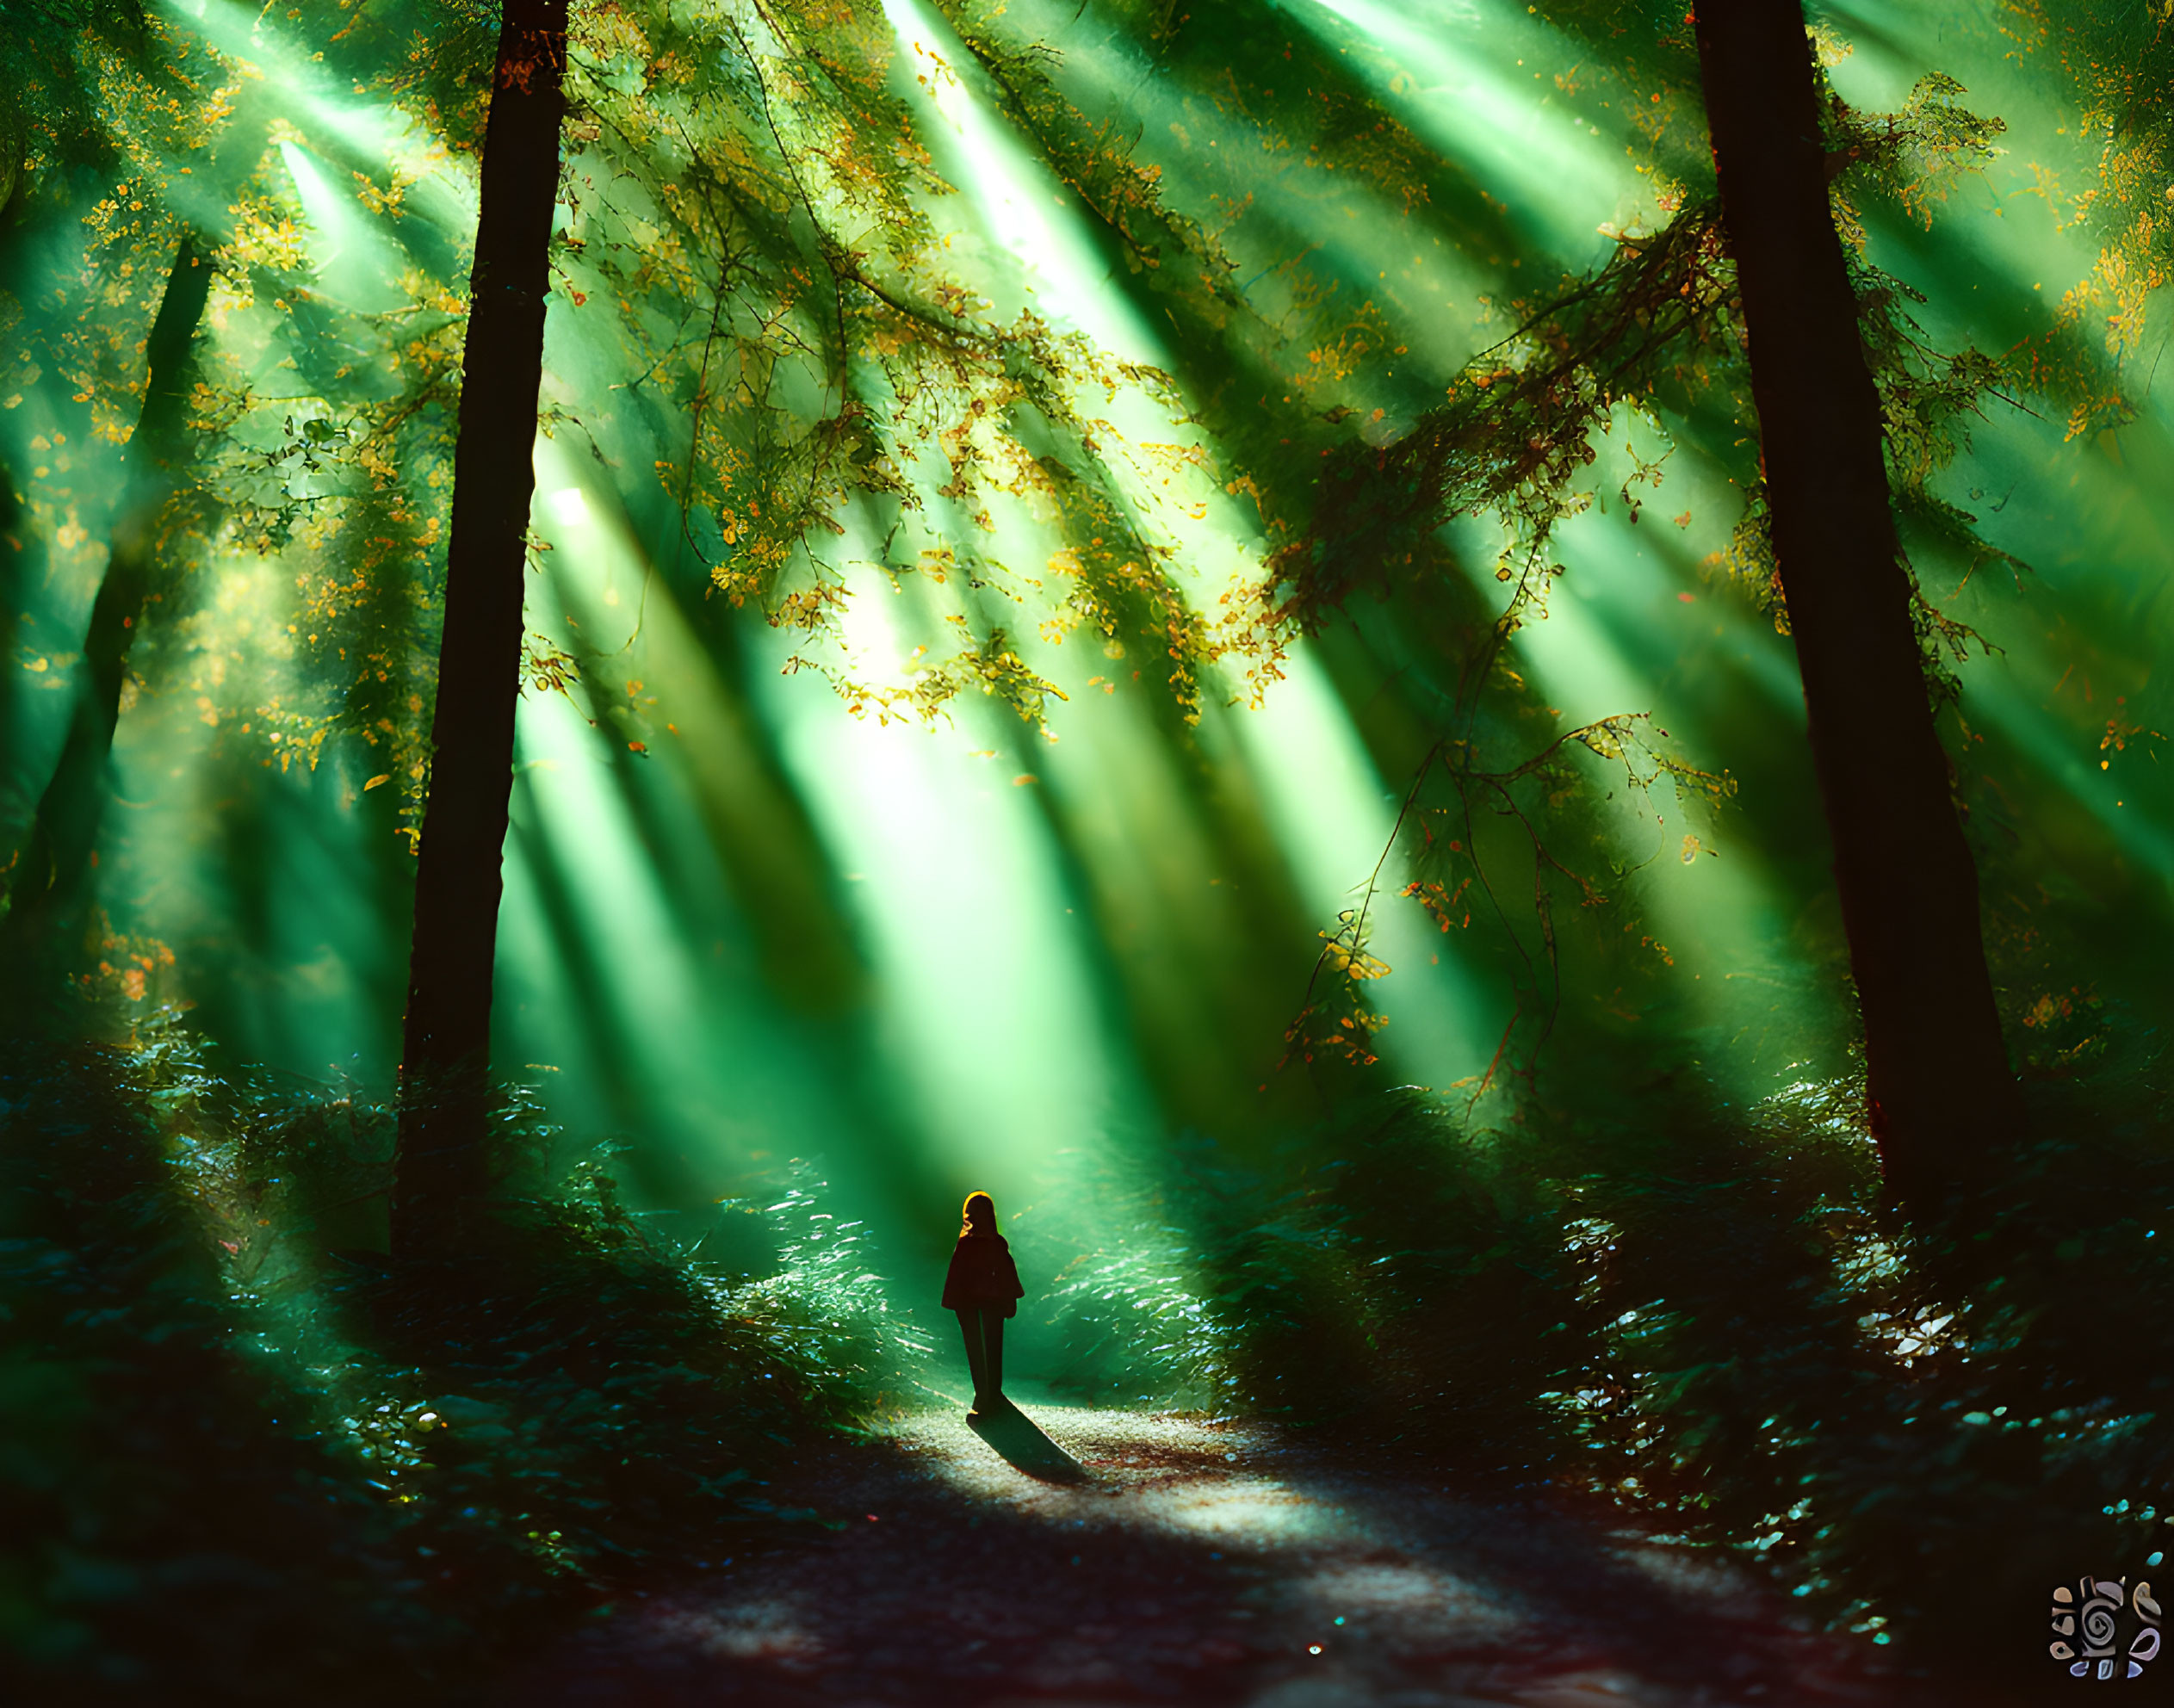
[959,1191,995,1237]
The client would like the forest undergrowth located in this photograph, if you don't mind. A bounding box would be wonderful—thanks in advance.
[8,996,2173,1698]
[0,1008,926,1702]
[1043,1009,2174,1690]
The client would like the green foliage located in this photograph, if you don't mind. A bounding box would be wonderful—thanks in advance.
[1995,0,2174,434]
[1037,1142,1335,1411]
[535,0,1241,728]
[4,2,2173,1695]
[1525,1045,2174,1676]
[1242,204,1732,658]
[1038,1098,1588,1458]
[1249,59,2103,1085]
[694,1163,937,1408]
[0,1024,944,1693]
[25,1012,2174,1691]
[964,977,2174,1684]
[1098,1042,2174,1682]
[0,1037,463,1700]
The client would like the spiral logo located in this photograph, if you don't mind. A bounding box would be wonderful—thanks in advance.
[2052,1576,2163,1680]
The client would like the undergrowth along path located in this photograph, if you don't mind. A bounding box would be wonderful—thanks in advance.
[528,1400,1923,1706]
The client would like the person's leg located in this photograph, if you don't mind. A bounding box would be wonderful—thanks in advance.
[956,1308,989,1403]
[981,1307,1005,1400]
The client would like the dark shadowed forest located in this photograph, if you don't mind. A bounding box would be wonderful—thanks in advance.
[3,0,2172,1701]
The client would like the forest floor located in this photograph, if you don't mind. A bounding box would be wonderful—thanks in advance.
[520,1390,1929,1708]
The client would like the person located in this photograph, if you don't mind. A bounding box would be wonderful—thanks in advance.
[941,1191,1024,1415]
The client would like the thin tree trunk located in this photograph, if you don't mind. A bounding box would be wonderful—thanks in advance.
[0,237,211,1004]
[391,0,567,1259]
[1691,1,2022,1203]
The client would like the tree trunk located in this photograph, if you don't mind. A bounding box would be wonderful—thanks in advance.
[1691,1,2022,1204]
[0,237,211,1007]
[391,0,567,1259]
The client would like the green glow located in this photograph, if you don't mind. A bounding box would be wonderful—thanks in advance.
[12,6,2174,1685]
[274,142,411,315]
[1229,647,1502,1086]
[1279,0,1638,261]
[6,0,2171,1356]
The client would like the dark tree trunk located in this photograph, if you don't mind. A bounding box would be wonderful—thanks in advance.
[0,237,211,1006]
[1692,2,2022,1203]
[391,0,567,1259]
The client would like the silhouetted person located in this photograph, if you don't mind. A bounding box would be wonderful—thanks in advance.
[942,1191,1024,1415]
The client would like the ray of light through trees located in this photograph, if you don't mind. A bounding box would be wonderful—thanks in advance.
[3,0,2174,1689]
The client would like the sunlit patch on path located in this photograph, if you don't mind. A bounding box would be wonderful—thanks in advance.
[527,1403,1913,1705]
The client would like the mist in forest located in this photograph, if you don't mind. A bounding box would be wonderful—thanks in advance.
[3,0,2171,1699]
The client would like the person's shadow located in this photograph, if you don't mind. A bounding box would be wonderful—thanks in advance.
[966,1403,1089,1484]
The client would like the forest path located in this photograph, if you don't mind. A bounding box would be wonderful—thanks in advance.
[527,1397,1916,1707]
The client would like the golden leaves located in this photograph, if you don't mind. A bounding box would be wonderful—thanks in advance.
[1403,876,1473,935]
[2098,698,2162,769]
[1282,909,1390,1071]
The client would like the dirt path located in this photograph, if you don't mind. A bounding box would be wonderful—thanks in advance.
[525,1395,1921,1706]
